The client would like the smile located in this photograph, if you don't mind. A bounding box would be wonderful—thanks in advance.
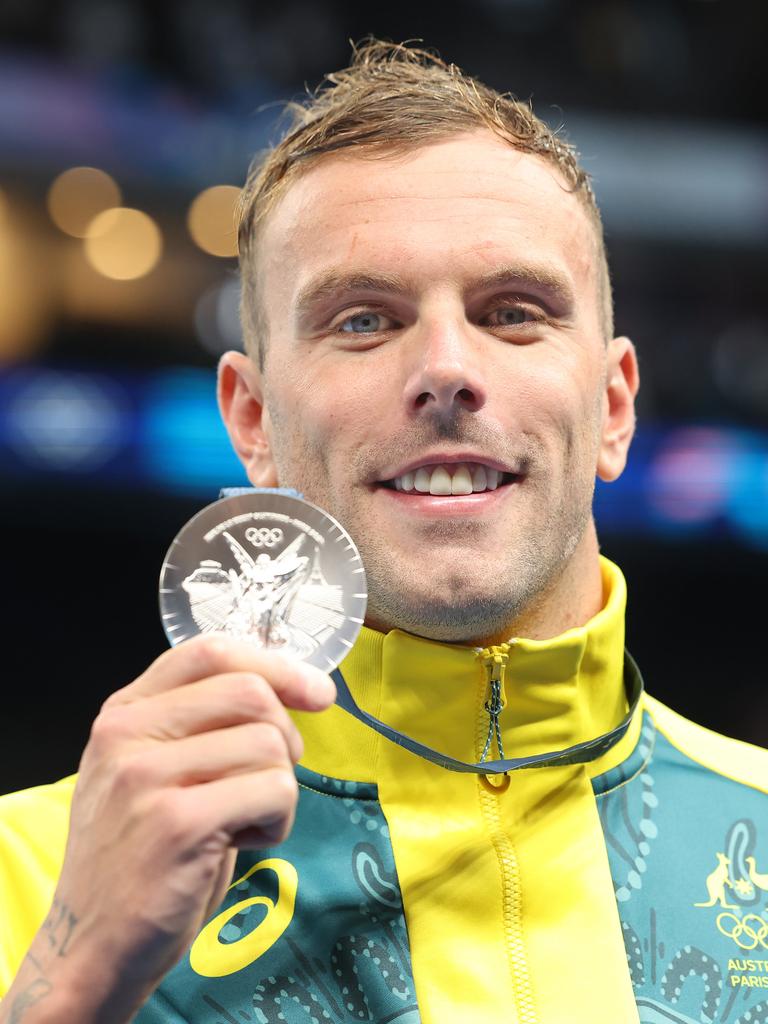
[381,462,519,496]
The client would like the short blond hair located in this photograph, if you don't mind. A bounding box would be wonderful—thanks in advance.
[238,39,612,364]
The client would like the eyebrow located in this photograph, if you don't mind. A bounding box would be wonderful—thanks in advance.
[293,261,575,323]
[294,270,413,323]
[470,264,575,310]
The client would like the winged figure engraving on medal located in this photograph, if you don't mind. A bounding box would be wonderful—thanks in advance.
[181,526,346,659]
[160,492,366,670]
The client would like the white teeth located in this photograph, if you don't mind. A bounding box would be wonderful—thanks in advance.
[470,464,487,491]
[392,462,510,494]
[429,466,452,495]
[451,465,473,495]
[414,467,431,493]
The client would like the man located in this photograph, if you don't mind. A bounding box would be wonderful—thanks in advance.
[1,40,767,1024]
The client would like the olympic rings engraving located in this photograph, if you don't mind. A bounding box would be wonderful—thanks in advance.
[245,527,284,549]
[717,912,768,950]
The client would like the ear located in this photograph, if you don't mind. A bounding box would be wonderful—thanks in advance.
[596,336,639,483]
[217,351,279,487]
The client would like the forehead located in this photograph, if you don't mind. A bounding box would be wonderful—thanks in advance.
[257,131,598,314]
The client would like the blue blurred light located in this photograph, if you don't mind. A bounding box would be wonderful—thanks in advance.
[2,368,129,472]
[139,368,248,494]
[646,426,736,532]
[725,440,768,550]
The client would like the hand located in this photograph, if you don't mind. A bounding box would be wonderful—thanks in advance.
[10,635,336,1023]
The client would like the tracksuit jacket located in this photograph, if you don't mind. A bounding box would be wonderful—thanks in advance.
[2,558,768,1023]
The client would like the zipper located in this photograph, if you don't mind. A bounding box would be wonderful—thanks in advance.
[478,645,510,764]
[475,643,538,1023]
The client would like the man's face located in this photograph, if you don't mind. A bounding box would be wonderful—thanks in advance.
[232,131,635,642]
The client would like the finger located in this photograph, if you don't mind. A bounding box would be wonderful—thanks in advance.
[204,849,238,923]
[115,722,295,790]
[110,634,336,711]
[180,767,300,848]
[105,672,303,761]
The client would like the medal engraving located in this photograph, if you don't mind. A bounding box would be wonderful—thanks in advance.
[160,493,367,671]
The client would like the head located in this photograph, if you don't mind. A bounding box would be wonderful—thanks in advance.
[220,40,638,644]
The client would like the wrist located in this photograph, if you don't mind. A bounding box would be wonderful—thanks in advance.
[2,929,153,1024]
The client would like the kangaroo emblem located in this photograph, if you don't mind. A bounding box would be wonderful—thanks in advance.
[694,852,738,908]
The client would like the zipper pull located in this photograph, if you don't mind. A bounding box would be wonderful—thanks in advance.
[478,644,510,764]
[481,645,509,704]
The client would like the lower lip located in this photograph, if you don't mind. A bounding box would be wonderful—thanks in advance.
[374,480,519,516]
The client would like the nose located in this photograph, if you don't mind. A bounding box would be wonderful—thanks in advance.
[402,318,487,416]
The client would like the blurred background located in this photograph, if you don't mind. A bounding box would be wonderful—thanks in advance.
[1,0,767,792]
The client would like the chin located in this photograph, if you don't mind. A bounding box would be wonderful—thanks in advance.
[367,584,524,644]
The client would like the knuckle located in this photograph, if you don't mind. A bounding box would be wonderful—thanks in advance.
[187,634,234,677]
[268,767,299,809]
[253,721,288,762]
[263,817,294,846]
[143,789,192,844]
[111,750,154,794]
[100,688,126,711]
[89,704,129,752]
[233,673,272,714]
[290,726,304,762]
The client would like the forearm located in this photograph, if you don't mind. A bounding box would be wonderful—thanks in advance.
[0,900,150,1024]
[1,942,70,1024]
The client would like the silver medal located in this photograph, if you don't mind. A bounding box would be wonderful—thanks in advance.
[159,492,367,671]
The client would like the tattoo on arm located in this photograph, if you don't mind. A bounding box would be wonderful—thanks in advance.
[41,898,79,957]
[8,979,52,1024]
[2,899,79,1023]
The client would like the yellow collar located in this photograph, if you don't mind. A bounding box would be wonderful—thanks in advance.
[292,556,640,783]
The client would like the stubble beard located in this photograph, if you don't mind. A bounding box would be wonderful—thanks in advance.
[357,479,594,643]
[267,398,599,645]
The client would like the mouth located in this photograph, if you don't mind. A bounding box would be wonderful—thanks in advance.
[377,460,521,496]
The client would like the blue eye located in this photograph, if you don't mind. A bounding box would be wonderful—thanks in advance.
[493,307,528,326]
[340,312,384,334]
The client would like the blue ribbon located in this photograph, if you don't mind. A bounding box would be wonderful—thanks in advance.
[332,653,643,775]
[217,487,644,775]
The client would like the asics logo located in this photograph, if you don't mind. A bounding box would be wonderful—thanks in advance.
[190,858,298,978]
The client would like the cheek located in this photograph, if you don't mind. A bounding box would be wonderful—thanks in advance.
[263,367,320,467]
[299,356,386,435]
[512,356,602,456]
[266,364,365,479]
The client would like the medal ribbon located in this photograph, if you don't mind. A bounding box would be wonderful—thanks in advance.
[220,487,643,776]
[331,655,643,776]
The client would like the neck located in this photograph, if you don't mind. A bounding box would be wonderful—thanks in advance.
[290,554,639,785]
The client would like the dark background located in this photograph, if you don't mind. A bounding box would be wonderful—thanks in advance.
[2,0,767,793]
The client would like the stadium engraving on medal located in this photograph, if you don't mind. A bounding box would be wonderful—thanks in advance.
[159,493,367,672]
